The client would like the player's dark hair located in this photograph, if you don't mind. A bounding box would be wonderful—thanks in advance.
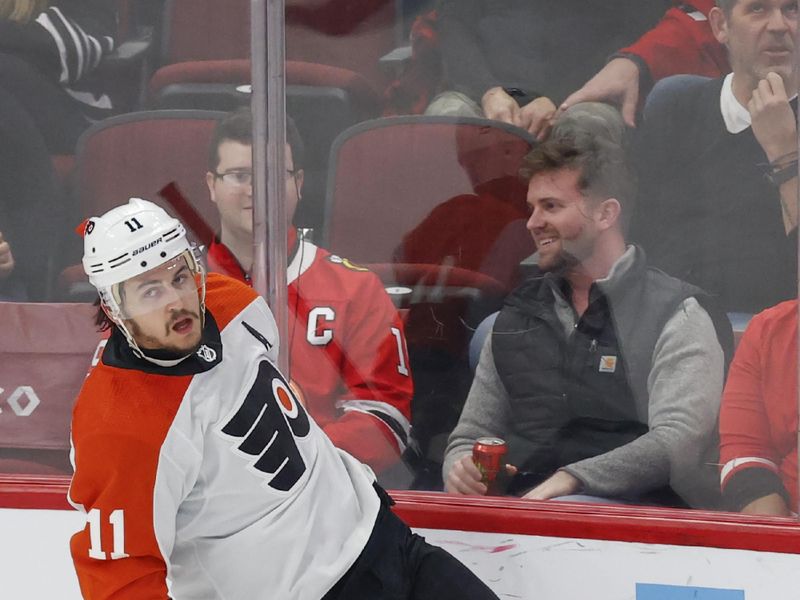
[519,132,636,224]
[208,108,305,172]
[93,283,128,333]
[94,297,115,332]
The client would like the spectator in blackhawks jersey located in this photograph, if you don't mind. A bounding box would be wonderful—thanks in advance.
[0,0,116,299]
[559,0,728,126]
[719,300,798,516]
[204,109,414,477]
[426,0,728,137]
[69,198,499,599]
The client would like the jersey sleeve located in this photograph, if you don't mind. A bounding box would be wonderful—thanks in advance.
[318,274,414,473]
[719,315,790,511]
[619,1,729,84]
[68,372,191,599]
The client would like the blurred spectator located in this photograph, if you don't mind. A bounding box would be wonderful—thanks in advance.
[393,120,536,291]
[0,0,116,299]
[719,299,797,516]
[443,117,732,508]
[425,1,727,137]
[630,0,798,314]
[0,231,16,294]
[0,0,116,152]
[562,0,728,126]
[204,110,414,475]
[0,85,65,300]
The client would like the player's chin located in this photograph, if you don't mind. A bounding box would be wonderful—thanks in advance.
[169,330,203,354]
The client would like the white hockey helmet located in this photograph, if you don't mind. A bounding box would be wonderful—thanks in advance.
[82,198,206,355]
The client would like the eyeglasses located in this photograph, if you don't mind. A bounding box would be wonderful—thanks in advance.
[214,170,252,187]
[214,169,300,187]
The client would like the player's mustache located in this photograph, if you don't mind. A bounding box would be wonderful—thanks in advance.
[166,309,201,334]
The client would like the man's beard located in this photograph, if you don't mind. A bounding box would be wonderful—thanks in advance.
[128,309,203,357]
[539,239,584,274]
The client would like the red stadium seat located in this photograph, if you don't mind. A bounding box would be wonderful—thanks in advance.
[75,110,224,239]
[323,116,536,289]
[322,116,537,476]
[159,0,251,64]
[0,302,104,475]
[156,0,396,91]
[57,110,224,300]
[149,59,381,116]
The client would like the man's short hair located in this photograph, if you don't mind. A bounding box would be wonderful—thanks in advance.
[208,108,305,172]
[519,132,636,224]
[716,0,737,15]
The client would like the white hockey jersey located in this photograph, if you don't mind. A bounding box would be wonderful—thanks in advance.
[68,274,380,599]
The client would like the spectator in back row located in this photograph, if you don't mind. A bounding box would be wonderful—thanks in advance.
[0,231,15,297]
[426,0,728,136]
[444,112,733,509]
[719,299,798,517]
[204,110,414,477]
[561,0,727,125]
[631,0,798,314]
[0,0,116,299]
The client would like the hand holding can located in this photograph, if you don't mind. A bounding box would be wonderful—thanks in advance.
[472,437,508,496]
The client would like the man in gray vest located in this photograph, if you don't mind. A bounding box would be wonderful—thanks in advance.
[443,126,732,508]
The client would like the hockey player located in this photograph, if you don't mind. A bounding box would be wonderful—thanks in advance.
[205,109,413,475]
[69,198,499,599]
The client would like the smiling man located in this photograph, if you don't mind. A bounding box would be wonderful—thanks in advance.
[444,130,732,509]
[632,0,799,314]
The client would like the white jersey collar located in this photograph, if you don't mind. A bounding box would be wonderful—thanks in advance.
[287,239,317,285]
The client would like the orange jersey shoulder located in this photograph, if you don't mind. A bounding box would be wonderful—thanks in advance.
[204,272,259,330]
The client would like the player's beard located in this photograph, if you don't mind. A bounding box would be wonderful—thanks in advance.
[127,310,203,357]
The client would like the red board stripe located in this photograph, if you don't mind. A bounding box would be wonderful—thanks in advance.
[3,477,799,554]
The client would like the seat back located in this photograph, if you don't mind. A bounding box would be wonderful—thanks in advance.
[75,110,225,243]
[0,302,103,474]
[161,0,251,64]
[160,0,396,89]
[324,116,536,288]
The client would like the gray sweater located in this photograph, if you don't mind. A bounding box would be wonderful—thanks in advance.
[443,249,725,501]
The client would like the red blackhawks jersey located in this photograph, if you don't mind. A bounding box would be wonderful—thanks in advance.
[207,233,413,473]
[719,300,799,510]
[68,274,380,599]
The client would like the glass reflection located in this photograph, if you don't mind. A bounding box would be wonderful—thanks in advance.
[0,0,796,525]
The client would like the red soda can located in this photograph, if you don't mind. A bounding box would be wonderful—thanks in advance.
[472,437,507,495]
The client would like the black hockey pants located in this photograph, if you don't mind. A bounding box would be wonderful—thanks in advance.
[322,485,499,600]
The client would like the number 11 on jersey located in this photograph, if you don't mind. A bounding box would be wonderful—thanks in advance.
[87,508,129,560]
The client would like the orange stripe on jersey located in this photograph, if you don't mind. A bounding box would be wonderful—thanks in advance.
[204,272,259,330]
[70,363,193,599]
